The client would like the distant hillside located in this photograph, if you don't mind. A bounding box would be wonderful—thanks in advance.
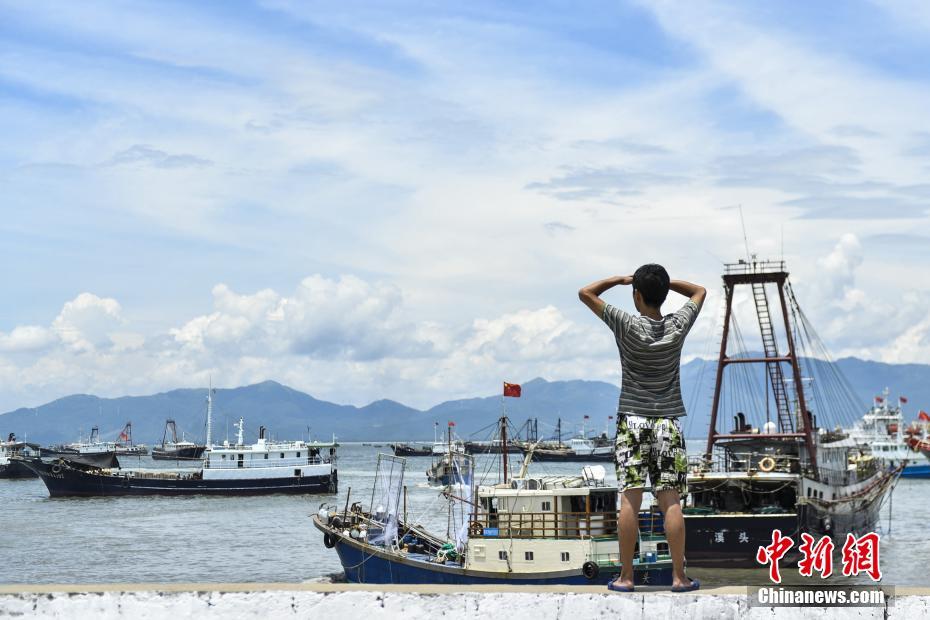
[1,357,928,443]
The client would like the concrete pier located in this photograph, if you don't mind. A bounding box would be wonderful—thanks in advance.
[1,583,927,619]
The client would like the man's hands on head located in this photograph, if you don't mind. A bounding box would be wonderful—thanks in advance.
[668,279,707,310]
[578,275,633,317]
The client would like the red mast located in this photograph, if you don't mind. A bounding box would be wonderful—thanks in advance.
[705,259,818,477]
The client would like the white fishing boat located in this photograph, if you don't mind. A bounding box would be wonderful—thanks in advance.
[21,389,339,497]
[844,390,930,477]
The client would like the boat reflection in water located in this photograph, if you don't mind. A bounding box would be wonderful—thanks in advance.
[683,259,901,567]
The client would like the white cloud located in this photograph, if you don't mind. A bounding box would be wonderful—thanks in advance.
[51,293,124,352]
[0,326,56,353]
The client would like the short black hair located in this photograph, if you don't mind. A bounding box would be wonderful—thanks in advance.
[633,263,670,307]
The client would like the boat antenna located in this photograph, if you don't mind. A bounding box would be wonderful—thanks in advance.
[738,204,751,261]
[205,377,215,448]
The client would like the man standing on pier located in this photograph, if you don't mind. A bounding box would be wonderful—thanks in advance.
[578,265,705,592]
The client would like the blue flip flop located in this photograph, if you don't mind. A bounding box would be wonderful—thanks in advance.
[671,578,700,592]
[607,578,635,592]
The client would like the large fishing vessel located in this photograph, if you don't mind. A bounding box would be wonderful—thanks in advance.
[390,443,432,457]
[20,389,338,497]
[151,418,206,461]
[0,434,39,479]
[40,426,119,468]
[519,418,613,462]
[683,259,901,567]
[845,390,930,478]
[314,442,672,586]
[114,422,148,456]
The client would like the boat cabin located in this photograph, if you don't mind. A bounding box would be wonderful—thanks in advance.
[466,467,666,573]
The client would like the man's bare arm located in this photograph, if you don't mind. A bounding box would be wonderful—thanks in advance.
[578,275,633,317]
[669,279,707,309]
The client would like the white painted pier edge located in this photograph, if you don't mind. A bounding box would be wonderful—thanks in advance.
[0,584,926,619]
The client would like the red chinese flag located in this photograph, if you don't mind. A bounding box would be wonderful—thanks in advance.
[919,411,930,422]
[876,396,884,403]
[448,421,456,427]
[503,382,521,398]
[901,396,909,404]
[119,431,128,441]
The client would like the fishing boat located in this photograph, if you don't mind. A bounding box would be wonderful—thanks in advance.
[426,422,471,486]
[845,391,930,478]
[683,259,901,567]
[0,434,40,479]
[19,389,339,497]
[519,418,613,462]
[40,426,119,468]
[114,422,148,456]
[390,443,432,457]
[151,419,206,461]
[313,442,672,585]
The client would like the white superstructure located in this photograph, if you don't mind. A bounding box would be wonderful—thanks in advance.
[845,389,915,468]
[202,418,337,481]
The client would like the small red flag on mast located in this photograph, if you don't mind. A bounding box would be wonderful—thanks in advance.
[900,396,909,404]
[919,411,930,422]
[503,382,521,398]
[448,421,456,427]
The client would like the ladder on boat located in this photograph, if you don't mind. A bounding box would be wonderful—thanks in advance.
[750,282,794,432]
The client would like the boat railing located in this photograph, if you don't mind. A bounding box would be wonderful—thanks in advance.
[688,451,801,475]
[723,259,786,275]
[466,510,665,539]
[816,461,879,487]
[204,455,332,469]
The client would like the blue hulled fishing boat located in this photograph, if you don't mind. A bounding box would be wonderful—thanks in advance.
[314,435,673,586]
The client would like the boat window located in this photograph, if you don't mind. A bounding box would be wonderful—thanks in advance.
[498,550,507,560]
[264,454,268,459]
[590,491,617,513]
[561,552,570,562]
[297,452,301,458]
[281,452,285,458]
[294,469,301,477]
[541,501,551,511]
[524,551,534,561]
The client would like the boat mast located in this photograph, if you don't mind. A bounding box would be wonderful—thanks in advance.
[205,380,214,448]
[501,415,508,484]
[705,259,818,476]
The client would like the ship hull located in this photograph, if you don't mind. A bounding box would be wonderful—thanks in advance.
[0,460,38,478]
[390,445,432,457]
[151,445,206,461]
[900,463,930,478]
[524,450,613,462]
[39,449,119,468]
[684,513,799,567]
[18,458,338,497]
[684,469,898,567]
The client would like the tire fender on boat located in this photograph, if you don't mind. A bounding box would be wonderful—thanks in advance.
[51,463,62,474]
[582,561,599,580]
[323,532,337,549]
[758,456,776,472]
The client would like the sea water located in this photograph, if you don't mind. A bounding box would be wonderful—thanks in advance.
[0,443,924,586]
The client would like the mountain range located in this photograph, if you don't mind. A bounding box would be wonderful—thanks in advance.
[1,357,927,444]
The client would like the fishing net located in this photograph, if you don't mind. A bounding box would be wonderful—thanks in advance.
[368,454,406,548]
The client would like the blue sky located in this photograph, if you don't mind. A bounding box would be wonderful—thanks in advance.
[1,0,929,411]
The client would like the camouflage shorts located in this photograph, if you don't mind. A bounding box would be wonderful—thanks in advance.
[615,414,688,496]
